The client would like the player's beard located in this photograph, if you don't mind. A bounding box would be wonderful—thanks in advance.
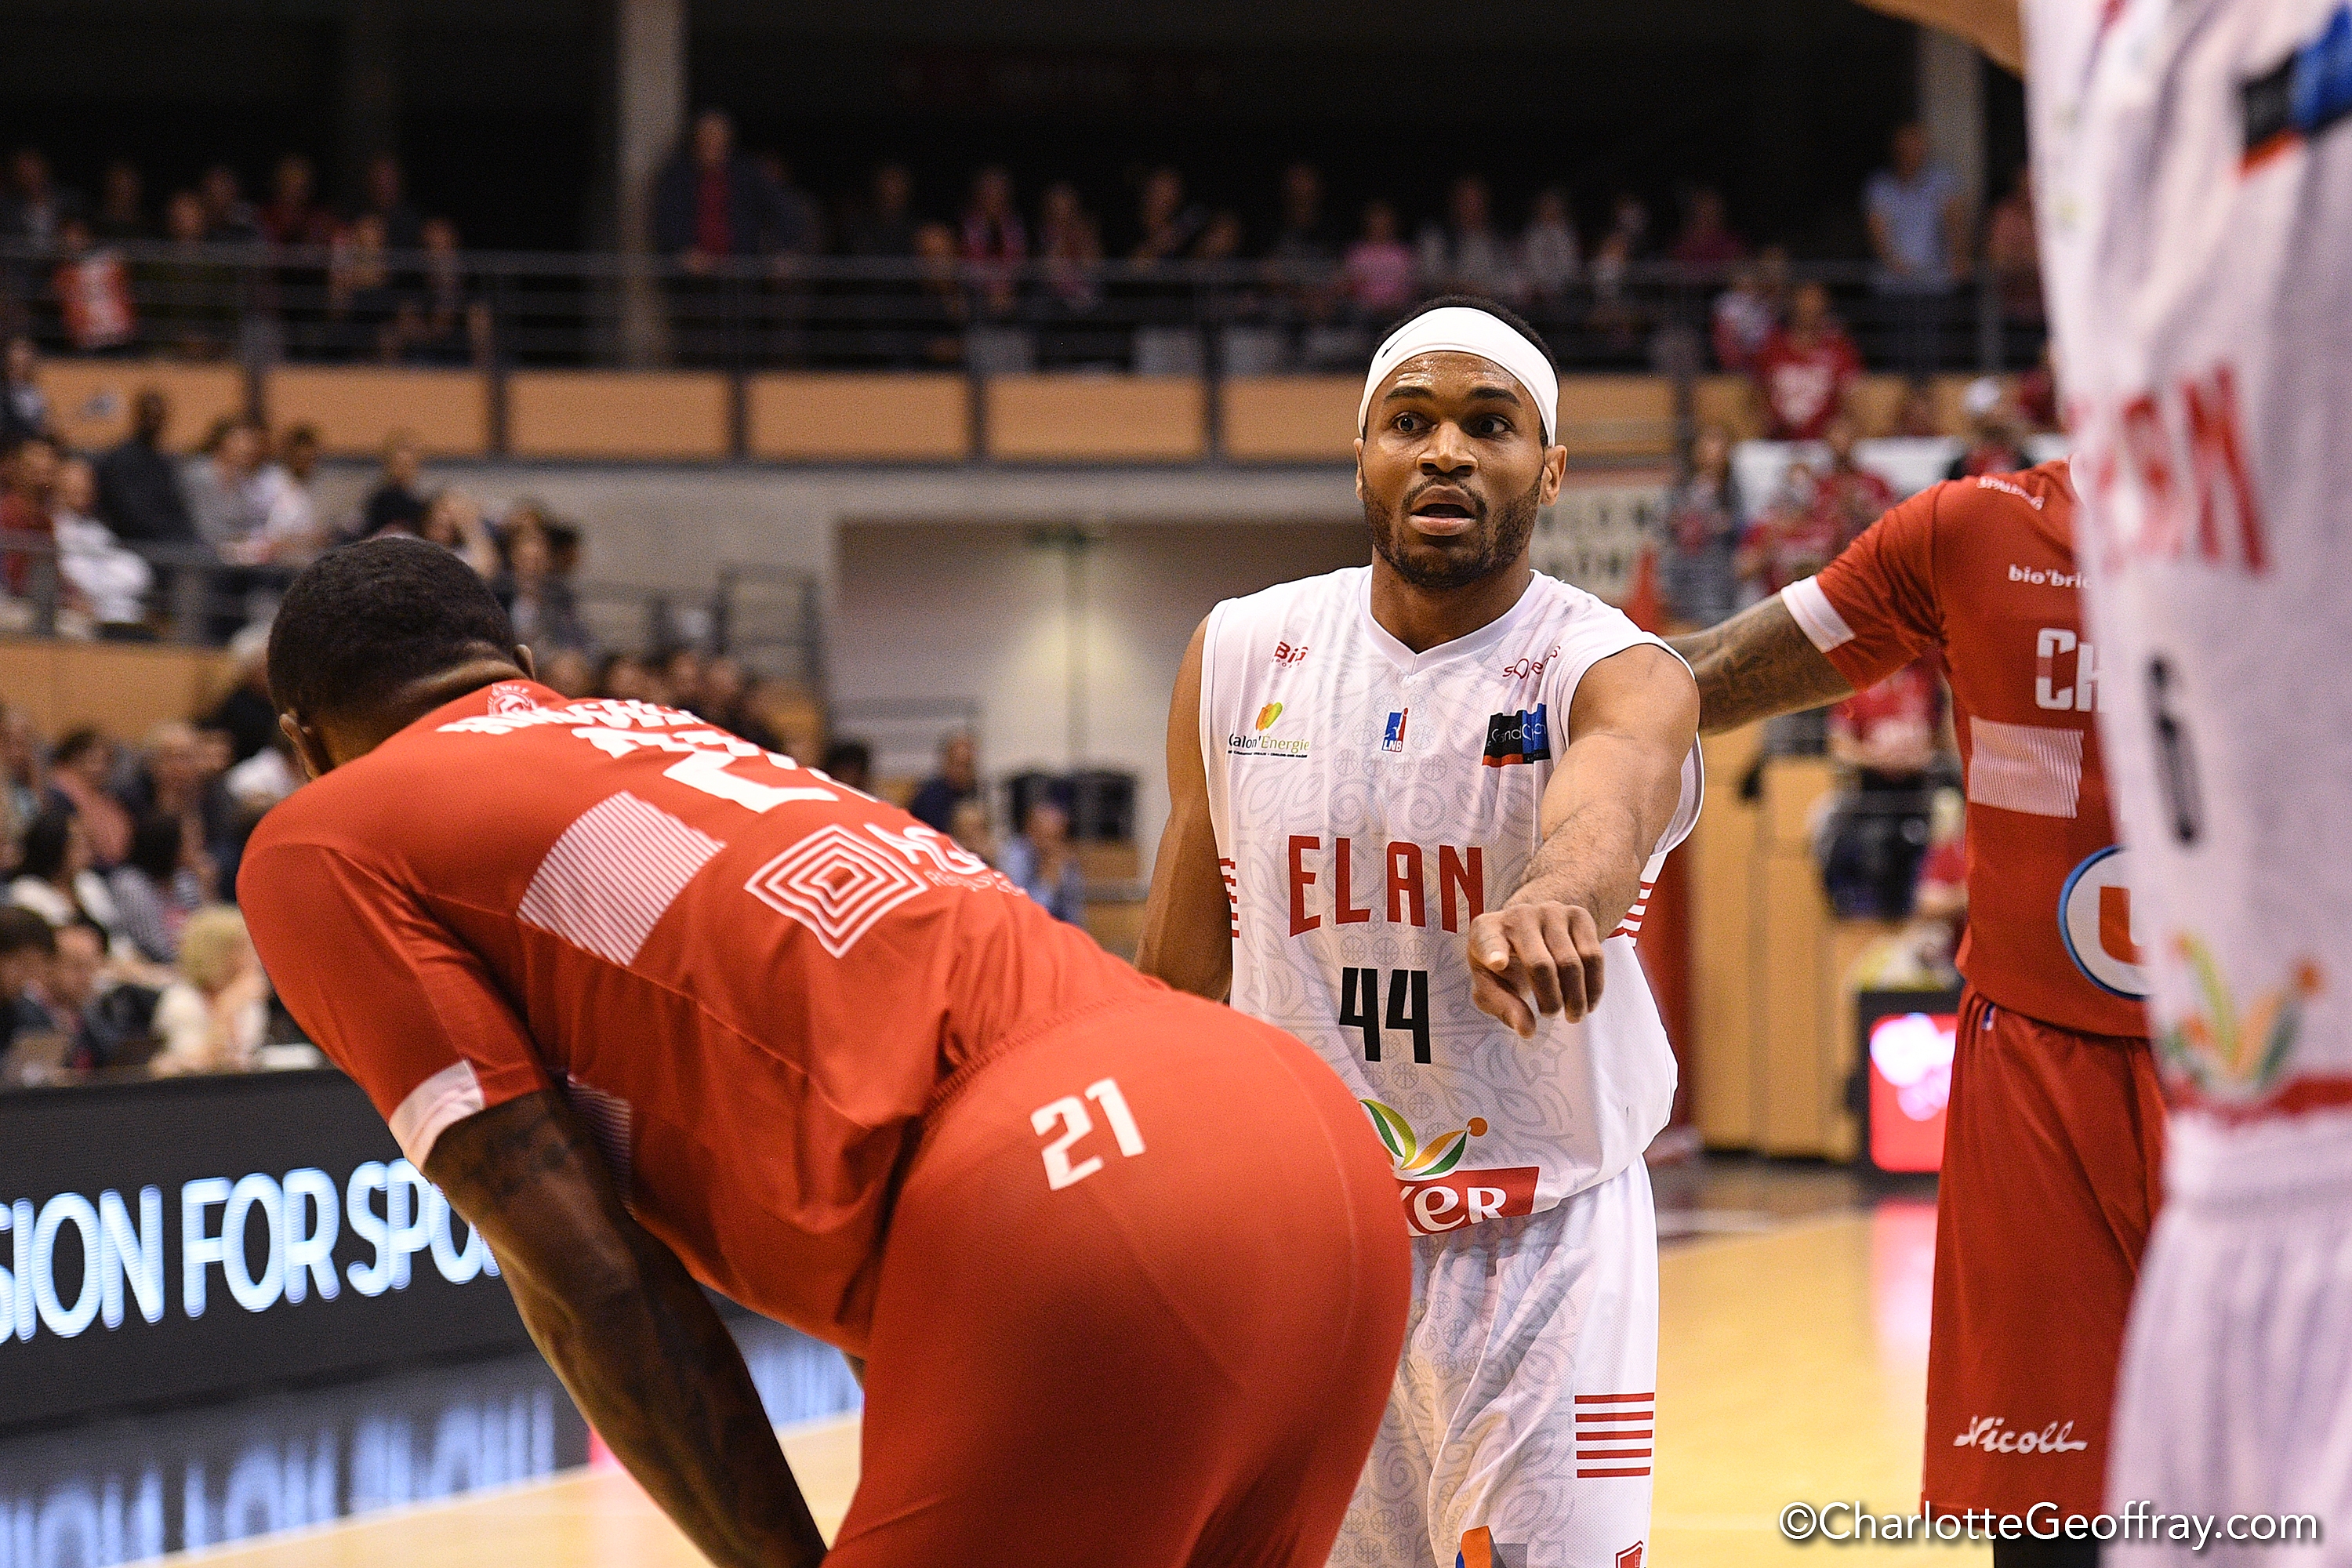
[1364,470,1544,592]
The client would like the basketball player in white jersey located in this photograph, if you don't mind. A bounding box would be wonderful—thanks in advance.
[1139,297,1703,1568]
[1860,2,2352,1556]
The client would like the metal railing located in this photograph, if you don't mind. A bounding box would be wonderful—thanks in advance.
[1,239,2048,382]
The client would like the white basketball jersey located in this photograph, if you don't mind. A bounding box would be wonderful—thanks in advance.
[1200,567,1701,1234]
[2026,0,2352,1159]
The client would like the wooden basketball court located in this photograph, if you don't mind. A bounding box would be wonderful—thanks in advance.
[165,1209,1974,1566]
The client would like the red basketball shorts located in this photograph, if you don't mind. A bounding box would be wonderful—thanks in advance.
[826,990,1411,1567]
[1922,987,2165,1518]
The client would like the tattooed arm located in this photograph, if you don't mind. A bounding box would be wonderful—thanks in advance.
[426,1093,826,1568]
[1668,596,1856,737]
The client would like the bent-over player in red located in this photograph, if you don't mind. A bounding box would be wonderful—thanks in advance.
[238,539,1410,1568]
[1673,462,2161,1567]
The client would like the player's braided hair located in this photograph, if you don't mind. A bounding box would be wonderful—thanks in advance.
[1385,294,1557,369]
[267,535,516,720]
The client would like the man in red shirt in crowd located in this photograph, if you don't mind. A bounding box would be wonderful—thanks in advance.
[1815,416,1897,553]
[1751,280,1862,440]
[238,539,1410,1568]
[1672,464,2158,1568]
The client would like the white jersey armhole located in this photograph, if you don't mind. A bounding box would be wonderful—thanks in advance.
[1196,599,1235,861]
[1543,612,1708,877]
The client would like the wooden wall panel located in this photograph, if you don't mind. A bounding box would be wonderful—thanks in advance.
[746,375,967,462]
[1693,374,1762,441]
[1,640,229,739]
[266,367,490,458]
[1690,724,1762,1148]
[506,372,731,461]
[985,377,1204,463]
[1221,377,1359,463]
[37,361,248,454]
[1753,758,1841,1156]
[1555,375,1676,461]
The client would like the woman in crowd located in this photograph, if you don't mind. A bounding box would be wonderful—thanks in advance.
[9,808,123,935]
[498,506,590,653]
[416,488,501,578]
[108,811,205,964]
[147,906,270,1077]
[1661,423,1744,629]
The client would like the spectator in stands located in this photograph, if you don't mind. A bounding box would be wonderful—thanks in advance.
[93,161,147,243]
[755,152,825,260]
[1584,223,1643,356]
[1601,191,1652,258]
[1815,415,1896,550]
[147,906,269,1077]
[198,165,260,242]
[820,738,873,794]
[1893,376,1943,438]
[2,337,49,447]
[1737,461,1838,604]
[356,154,423,251]
[1947,376,2031,480]
[182,414,274,562]
[259,154,336,249]
[108,811,203,965]
[0,907,61,1073]
[328,211,399,360]
[96,389,199,546]
[958,165,1028,320]
[359,431,427,536]
[909,731,979,835]
[256,423,326,565]
[907,221,969,367]
[1820,659,1943,919]
[10,809,122,932]
[1670,187,1748,267]
[1000,797,1086,926]
[143,190,238,360]
[2016,341,2060,432]
[52,454,153,637]
[1342,200,1415,320]
[1516,188,1581,310]
[1,148,78,248]
[1662,423,1743,629]
[653,110,787,361]
[50,220,137,353]
[1263,162,1337,321]
[120,719,236,895]
[1983,161,2042,366]
[1752,281,1860,441]
[0,431,57,600]
[498,507,590,654]
[948,799,996,866]
[596,652,663,702]
[45,918,141,1073]
[206,626,278,764]
[1865,122,1967,376]
[1034,181,1108,365]
[1419,175,1512,298]
[843,163,920,260]
[1,704,41,846]
[381,216,488,365]
[42,728,131,868]
[1711,262,1777,372]
[1129,166,1208,270]
[699,655,781,750]
[417,488,501,577]
[539,647,595,698]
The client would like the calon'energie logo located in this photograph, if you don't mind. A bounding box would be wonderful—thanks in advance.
[2162,932,2324,1095]
[1362,1100,1488,1178]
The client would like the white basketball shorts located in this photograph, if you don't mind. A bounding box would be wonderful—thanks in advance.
[1328,1157,1658,1568]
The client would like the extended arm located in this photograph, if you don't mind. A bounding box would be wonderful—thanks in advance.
[1136,619,1234,1000]
[1468,644,1698,1036]
[427,1094,826,1568]
[1668,595,1856,737]
[1850,0,2021,71]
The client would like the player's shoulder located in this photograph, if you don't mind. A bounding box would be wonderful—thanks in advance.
[1930,459,2075,524]
[1203,564,1365,653]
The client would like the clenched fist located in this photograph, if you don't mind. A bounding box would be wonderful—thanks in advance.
[1467,902,1606,1037]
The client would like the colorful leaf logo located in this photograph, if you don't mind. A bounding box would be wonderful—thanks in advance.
[2163,933,2325,1092]
[1255,702,1284,731]
[1359,1099,1483,1178]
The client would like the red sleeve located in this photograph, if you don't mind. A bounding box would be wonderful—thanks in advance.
[1806,485,1945,691]
[241,836,551,1166]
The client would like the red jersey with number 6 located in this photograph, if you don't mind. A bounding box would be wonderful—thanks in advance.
[1782,462,2148,1039]
[238,680,1153,1353]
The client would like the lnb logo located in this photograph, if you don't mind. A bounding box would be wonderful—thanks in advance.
[1,1161,496,1345]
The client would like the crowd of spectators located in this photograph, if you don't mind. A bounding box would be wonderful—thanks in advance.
[0,119,2045,376]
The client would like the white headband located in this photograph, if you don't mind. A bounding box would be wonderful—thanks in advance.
[1358,306,1559,447]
